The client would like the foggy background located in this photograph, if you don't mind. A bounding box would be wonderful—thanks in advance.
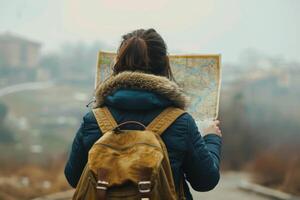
[0,0,299,199]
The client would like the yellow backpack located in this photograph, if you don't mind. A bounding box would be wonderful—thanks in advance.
[73,106,186,200]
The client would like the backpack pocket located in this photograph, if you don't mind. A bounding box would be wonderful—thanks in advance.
[73,168,97,200]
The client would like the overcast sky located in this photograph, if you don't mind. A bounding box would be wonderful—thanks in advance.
[0,0,299,63]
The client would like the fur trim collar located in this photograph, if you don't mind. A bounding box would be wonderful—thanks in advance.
[94,71,189,109]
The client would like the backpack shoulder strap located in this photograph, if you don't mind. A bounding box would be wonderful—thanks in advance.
[147,107,186,135]
[92,106,117,134]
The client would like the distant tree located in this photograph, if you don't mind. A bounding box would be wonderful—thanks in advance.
[0,54,6,68]
[219,85,263,170]
[0,102,8,123]
[40,53,62,79]
[39,41,113,83]
[0,102,15,143]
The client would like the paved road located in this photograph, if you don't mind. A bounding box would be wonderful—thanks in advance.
[191,172,272,200]
[33,172,274,200]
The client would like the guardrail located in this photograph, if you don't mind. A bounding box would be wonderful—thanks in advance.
[239,181,299,200]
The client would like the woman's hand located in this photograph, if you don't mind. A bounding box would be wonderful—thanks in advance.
[203,120,222,137]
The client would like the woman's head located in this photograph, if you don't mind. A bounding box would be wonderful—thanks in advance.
[113,28,174,80]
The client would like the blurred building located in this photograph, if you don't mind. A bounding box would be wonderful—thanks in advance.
[0,32,41,68]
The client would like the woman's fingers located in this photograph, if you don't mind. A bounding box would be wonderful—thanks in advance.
[214,119,222,135]
[202,119,222,136]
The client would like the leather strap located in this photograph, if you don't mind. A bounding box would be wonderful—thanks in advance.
[147,107,185,135]
[138,168,152,200]
[178,175,186,200]
[93,107,118,134]
[96,168,109,200]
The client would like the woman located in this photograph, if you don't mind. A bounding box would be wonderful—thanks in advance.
[65,28,222,200]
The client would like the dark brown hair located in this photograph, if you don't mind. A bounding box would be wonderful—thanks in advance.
[113,28,175,80]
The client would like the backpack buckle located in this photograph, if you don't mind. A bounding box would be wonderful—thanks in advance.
[96,180,109,190]
[138,181,151,193]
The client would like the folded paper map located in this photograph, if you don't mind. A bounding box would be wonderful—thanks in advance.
[95,51,222,131]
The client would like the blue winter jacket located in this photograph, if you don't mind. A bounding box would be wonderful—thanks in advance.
[64,71,222,199]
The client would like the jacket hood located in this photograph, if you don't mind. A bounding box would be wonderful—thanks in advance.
[93,71,189,110]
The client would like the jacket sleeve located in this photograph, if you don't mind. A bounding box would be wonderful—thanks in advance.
[182,114,222,191]
[64,119,88,188]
